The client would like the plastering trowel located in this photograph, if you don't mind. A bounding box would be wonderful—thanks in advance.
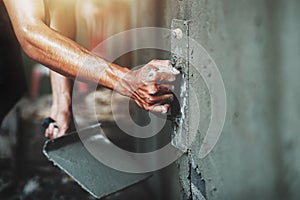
[43,123,151,199]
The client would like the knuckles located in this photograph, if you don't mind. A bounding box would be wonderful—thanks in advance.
[131,59,177,113]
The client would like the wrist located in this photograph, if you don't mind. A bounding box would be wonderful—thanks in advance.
[99,62,133,96]
[114,67,136,97]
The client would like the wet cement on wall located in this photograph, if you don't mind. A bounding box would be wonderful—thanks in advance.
[160,0,300,199]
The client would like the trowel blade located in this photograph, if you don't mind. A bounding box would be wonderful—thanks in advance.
[43,124,151,199]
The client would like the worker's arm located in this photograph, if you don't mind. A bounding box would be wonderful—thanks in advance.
[4,0,179,113]
[43,0,75,139]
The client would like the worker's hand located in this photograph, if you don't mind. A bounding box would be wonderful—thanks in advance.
[118,60,180,113]
[44,103,70,139]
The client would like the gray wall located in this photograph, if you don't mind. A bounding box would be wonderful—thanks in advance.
[160,0,300,199]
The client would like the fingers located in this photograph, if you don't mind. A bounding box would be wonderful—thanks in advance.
[145,93,174,105]
[45,124,67,139]
[131,89,175,113]
[140,83,174,95]
[149,60,179,74]
[143,60,180,83]
[154,84,174,94]
[53,126,59,138]
[44,122,58,139]
[149,104,170,113]
[133,83,174,104]
[44,121,68,139]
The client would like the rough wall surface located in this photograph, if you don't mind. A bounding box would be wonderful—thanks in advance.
[161,0,300,199]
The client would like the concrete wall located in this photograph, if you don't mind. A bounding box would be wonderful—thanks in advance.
[160,0,300,199]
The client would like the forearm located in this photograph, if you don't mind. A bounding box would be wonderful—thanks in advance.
[50,71,72,112]
[16,20,130,92]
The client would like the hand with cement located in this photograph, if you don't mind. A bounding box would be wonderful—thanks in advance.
[116,60,180,113]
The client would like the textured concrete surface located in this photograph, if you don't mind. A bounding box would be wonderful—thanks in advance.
[160,0,300,199]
